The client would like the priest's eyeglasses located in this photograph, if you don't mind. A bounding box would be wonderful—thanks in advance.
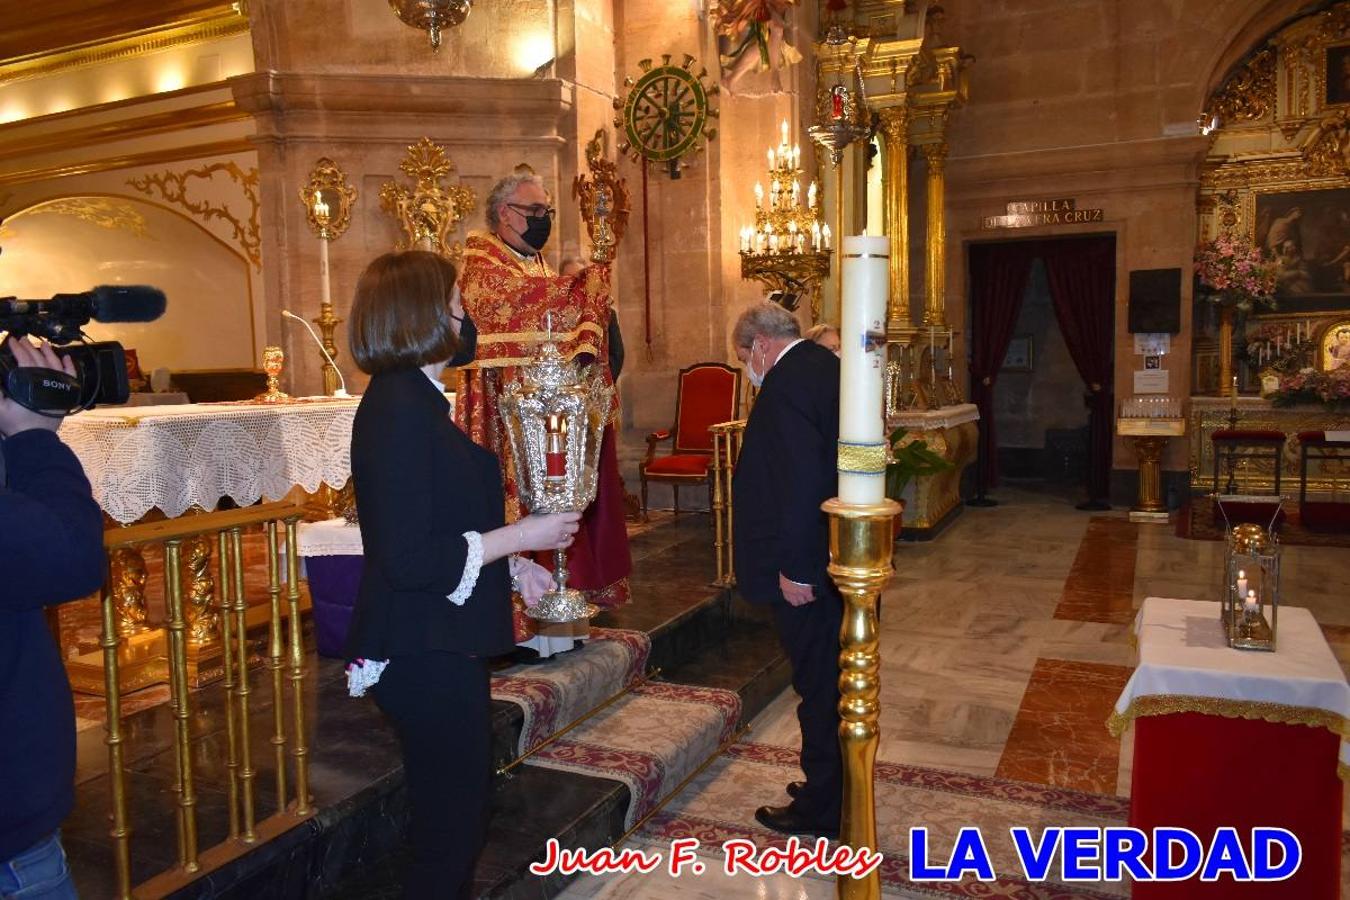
[507,202,556,221]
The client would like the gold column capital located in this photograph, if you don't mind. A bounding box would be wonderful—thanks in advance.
[877,106,911,140]
[921,141,948,169]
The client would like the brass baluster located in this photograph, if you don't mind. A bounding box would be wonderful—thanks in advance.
[99,561,133,900]
[711,428,726,586]
[217,530,240,840]
[284,517,312,814]
[266,520,289,812]
[229,527,258,840]
[725,426,740,585]
[164,540,200,871]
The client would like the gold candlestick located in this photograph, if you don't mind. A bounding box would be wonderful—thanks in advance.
[823,496,901,900]
[299,158,357,396]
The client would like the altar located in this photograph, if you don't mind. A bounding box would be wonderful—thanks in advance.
[888,402,979,537]
[1187,396,1350,499]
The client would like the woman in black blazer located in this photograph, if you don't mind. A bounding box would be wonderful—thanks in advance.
[344,251,579,899]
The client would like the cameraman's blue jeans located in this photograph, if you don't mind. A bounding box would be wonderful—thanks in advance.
[0,832,77,900]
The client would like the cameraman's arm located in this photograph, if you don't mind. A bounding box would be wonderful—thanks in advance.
[0,430,106,609]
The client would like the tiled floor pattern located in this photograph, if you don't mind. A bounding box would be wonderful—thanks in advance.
[557,483,1350,899]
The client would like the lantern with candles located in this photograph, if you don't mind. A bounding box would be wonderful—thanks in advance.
[498,326,612,623]
[739,118,832,320]
[1222,522,1279,651]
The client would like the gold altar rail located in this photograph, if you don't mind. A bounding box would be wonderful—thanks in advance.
[98,500,313,899]
[709,419,746,587]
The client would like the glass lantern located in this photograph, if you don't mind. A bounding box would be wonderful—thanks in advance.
[1222,522,1279,651]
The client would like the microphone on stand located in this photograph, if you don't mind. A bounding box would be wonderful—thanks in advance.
[281,309,350,398]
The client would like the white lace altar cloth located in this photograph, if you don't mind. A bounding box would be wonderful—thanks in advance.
[62,398,361,524]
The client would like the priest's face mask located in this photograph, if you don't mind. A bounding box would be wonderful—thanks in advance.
[500,182,555,253]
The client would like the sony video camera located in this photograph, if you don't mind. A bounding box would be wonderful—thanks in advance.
[0,286,166,413]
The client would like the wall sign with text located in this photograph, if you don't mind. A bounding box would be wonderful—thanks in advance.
[981,198,1105,230]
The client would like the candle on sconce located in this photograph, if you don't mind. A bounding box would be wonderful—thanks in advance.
[807,181,817,209]
[837,235,890,504]
[754,182,764,208]
[792,144,801,169]
[792,180,801,206]
[812,221,822,252]
[768,148,775,171]
[822,223,832,251]
[780,119,789,148]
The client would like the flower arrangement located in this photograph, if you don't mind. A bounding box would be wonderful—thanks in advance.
[1269,368,1350,411]
[1194,233,1277,313]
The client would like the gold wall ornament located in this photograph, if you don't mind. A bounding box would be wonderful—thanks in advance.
[388,0,472,50]
[21,197,150,238]
[1206,47,1277,126]
[1301,112,1350,177]
[379,138,477,259]
[298,158,356,242]
[127,162,262,269]
[573,130,630,264]
[298,158,357,396]
[613,54,719,177]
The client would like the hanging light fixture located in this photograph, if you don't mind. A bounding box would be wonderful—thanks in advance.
[389,0,472,51]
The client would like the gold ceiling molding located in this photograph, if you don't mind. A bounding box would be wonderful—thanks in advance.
[0,101,243,164]
[19,197,151,238]
[1205,47,1276,126]
[379,138,477,259]
[0,137,255,187]
[127,161,260,269]
[0,5,248,85]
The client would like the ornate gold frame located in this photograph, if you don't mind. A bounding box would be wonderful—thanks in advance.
[298,157,356,242]
[378,138,477,259]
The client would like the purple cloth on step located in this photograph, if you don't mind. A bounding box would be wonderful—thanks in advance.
[306,555,364,658]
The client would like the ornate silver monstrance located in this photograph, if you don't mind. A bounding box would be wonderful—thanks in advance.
[498,325,613,623]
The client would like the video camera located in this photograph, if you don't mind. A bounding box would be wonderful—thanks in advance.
[0,286,167,412]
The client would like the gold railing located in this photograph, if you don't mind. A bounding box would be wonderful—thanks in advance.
[98,501,314,898]
[709,419,746,587]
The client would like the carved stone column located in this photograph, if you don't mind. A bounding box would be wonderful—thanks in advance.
[879,108,911,335]
[922,142,948,327]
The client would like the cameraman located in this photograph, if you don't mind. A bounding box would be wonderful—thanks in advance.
[0,335,105,899]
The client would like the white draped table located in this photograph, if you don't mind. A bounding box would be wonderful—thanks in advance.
[62,398,363,524]
[1111,597,1348,898]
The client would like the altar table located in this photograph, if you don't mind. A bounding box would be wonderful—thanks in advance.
[1110,597,1348,898]
[885,402,979,536]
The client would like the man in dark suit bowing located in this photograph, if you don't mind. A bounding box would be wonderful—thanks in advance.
[731,301,842,838]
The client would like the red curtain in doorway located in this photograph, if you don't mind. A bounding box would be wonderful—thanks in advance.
[967,241,1038,487]
[1041,237,1116,506]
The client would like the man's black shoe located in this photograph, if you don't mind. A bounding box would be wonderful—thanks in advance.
[786,781,805,800]
[754,804,839,838]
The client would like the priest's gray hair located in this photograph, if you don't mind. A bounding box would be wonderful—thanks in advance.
[732,301,801,349]
[485,173,546,231]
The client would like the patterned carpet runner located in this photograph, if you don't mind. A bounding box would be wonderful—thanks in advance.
[525,681,742,830]
[641,741,1132,898]
[491,627,651,757]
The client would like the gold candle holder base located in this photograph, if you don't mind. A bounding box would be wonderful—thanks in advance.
[823,496,901,900]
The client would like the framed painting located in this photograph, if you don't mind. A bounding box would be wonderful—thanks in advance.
[1002,334,1034,372]
[1321,320,1350,372]
[1254,187,1350,312]
[1327,44,1350,106]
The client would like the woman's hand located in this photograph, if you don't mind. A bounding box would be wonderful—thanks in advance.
[513,558,555,608]
[514,511,581,552]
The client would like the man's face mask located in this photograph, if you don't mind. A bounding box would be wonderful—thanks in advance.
[507,202,554,252]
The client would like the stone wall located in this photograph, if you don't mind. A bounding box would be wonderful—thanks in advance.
[939,0,1307,473]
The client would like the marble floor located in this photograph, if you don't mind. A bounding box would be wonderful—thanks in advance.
[557,483,1350,899]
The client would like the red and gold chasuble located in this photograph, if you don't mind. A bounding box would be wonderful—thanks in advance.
[455,232,632,644]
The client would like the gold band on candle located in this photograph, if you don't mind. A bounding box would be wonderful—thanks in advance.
[843,252,890,259]
[837,441,888,474]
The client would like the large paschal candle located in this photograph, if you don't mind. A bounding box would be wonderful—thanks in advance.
[837,235,889,504]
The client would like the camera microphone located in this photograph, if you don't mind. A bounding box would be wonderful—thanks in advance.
[0,285,166,327]
[281,310,350,398]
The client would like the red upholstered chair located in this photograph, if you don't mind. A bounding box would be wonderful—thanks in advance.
[640,362,742,519]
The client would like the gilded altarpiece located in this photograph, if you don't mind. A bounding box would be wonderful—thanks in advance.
[1193,2,1350,494]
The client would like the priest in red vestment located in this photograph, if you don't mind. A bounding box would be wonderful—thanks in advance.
[456,172,632,654]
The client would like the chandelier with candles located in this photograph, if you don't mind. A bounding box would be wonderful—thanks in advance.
[738,120,832,319]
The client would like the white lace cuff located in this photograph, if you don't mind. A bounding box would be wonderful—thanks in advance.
[446,531,483,606]
[347,659,389,697]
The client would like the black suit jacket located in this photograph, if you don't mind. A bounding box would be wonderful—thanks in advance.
[344,367,514,659]
[732,340,840,605]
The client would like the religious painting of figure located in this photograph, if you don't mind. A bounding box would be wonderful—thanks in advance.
[1254,188,1350,311]
[1322,321,1350,371]
[1327,44,1350,105]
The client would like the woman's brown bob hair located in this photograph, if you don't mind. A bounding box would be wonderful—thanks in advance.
[349,251,461,375]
